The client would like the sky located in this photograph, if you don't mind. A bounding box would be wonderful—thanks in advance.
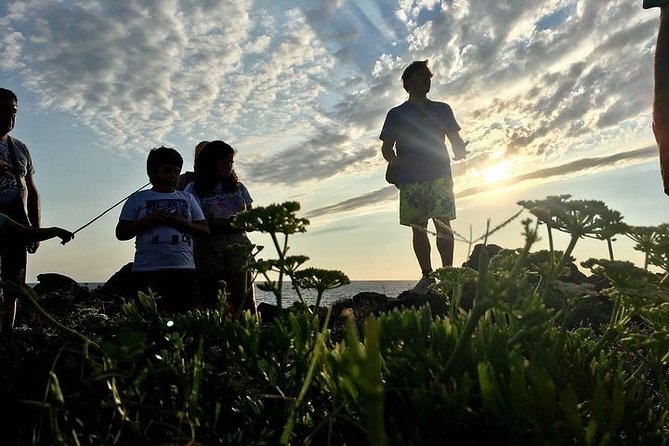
[0,0,666,283]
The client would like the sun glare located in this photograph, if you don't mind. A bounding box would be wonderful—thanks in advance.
[481,160,513,184]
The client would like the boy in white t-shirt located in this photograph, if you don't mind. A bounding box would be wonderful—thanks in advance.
[116,147,209,313]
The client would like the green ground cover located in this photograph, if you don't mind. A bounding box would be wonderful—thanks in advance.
[1,197,669,445]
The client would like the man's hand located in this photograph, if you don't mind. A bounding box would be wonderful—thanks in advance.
[452,140,470,161]
[26,241,39,253]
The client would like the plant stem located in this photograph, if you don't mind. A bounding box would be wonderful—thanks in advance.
[607,238,615,261]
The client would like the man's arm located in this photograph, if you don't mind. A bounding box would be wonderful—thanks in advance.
[24,173,41,253]
[381,139,397,162]
[655,7,669,114]
[446,131,469,161]
[25,173,40,228]
[2,218,73,244]
[655,7,669,194]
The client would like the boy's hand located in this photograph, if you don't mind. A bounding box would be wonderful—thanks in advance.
[144,209,170,226]
[164,214,188,231]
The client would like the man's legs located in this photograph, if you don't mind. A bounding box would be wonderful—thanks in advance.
[434,217,455,267]
[0,247,27,333]
[411,222,433,277]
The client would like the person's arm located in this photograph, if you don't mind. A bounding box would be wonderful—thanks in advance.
[381,139,397,162]
[25,173,40,228]
[163,215,210,237]
[655,7,669,116]
[655,7,669,194]
[116,210,209,240]
[2,218,72,244]
[115,210,169,241]
[24,173,41,252]
[446,131,469,160]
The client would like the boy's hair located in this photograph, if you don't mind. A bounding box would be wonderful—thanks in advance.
[0,88,18,102]
[193,140,239,196]
[147,146,183,176]
[401,60,432,90]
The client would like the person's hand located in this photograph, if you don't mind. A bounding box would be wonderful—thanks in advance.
[165,214,189,231]
[144,209,171,226]
[452,149,470,161]
[452,140,470,161]
[56,229,74,245]
[27,241,39,253]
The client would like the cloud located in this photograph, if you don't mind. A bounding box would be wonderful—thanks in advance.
[244,128,377,185]
[0,0,660,193]
[306,186,397,218]
[0,1,341,154]
[306,146,658,219]
[1,1,253,148]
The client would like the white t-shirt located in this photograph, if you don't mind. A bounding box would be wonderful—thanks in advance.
[184,182,253,276]
[184,182,253,219]
[119,189,205,272]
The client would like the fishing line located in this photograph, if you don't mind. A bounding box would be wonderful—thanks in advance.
[72,182,151,235]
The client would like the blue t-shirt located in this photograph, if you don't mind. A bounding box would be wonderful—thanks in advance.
[119,190,205,272]
[379,100,460,183]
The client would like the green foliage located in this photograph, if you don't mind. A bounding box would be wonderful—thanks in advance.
[293,268,351,310]
[3,195,669,444]
[231,202,350,310]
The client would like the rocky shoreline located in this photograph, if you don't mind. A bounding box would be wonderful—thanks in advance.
[22,243,620,343]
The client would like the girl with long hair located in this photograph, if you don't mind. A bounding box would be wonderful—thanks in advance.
[184,140,256,316]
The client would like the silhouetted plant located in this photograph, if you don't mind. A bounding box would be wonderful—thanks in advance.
[429,266,477,318]
[232,202,308,309]
[292,268,350,310]
[232,202,349,311]
[626,225,664,269]
[581,258,667,361]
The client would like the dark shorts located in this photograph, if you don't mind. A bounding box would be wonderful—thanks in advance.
[399,177,456,226]
[134,269,196,314]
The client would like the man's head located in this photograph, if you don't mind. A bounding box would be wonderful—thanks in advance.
[147,146,183,189]
[0,88,19,137]
[402,60,433,94]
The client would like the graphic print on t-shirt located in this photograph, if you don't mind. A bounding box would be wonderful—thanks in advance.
[146,198,191,245]
[200,192,247,220]
[0,141,20,205]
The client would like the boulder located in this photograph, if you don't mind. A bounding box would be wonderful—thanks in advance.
[462,243,503,270]
[102,262,141,296]
[32,273,80,296]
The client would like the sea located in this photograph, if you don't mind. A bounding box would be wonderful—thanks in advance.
[79,280,417,307]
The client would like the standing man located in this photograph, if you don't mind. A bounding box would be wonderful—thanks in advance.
[380,60,468,293]
[645,1,669,194]
[0,88,40,332]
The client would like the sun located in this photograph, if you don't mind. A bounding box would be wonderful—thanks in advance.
[481,160,513,184]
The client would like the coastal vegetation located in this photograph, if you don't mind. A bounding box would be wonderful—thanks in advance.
[1,197,669,445]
